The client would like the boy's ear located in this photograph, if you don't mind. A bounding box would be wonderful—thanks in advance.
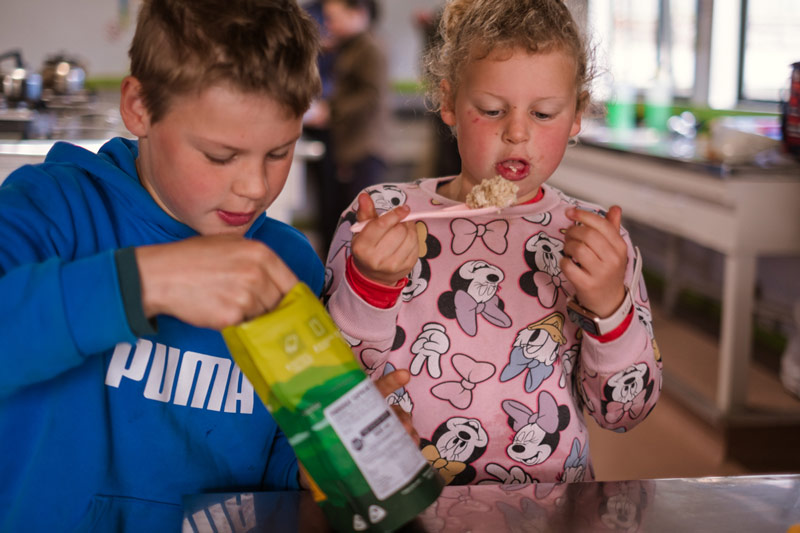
[119,76,150,137]
[439,79,456,127]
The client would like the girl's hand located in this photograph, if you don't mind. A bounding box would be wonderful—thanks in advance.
[375,368,419,445]
[297,368,418,490]
[350,192,419,286]
[560,205,628,318]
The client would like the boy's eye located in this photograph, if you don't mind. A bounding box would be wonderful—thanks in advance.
[532,111,552,120]
[481,108,502,118]
[205,153,234,164]
[267,150,290,161]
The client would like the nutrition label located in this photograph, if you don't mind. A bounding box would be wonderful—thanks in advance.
[324,379,427,500]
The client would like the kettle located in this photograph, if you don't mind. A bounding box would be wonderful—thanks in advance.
[41,54,86,95]
[783,61,800,160]
[0,49,42,104]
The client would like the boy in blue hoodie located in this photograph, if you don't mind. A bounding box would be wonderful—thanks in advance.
[0,0,413,530]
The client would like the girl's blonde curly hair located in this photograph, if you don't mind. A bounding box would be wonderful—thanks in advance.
[424,0,594,113]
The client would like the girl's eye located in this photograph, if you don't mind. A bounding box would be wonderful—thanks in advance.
[533,111,552,120]
[482,109,502,118]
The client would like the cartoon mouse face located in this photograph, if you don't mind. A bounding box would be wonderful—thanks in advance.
[600,491,642,530]
[502,392,570,467]
[508,424,550,466]
[368,185,406,212]
[434,417,489,463]
[607,363,649,404]
[404,259,427,301]
[635,305,655,339]
[524,232,564,277]
[403,223,441,302]
[458,261,504,304]
[437,260,512,337]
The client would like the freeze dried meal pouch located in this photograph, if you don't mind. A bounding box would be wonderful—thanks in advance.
[223,283,443,532]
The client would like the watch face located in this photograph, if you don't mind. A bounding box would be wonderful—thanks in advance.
[567,305,600,336]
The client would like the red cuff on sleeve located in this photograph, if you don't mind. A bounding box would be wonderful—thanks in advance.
[520,187,545,205]
[584,307,635,343]
[345,256,408,309]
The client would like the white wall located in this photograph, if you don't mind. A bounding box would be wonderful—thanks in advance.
[1,0,441,83]
[0,0,140,78]
[374,0,444,83]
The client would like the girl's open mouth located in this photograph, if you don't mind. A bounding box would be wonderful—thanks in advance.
[495,160,530,181]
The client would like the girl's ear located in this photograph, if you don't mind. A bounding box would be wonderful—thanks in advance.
[119,76,151,137]
[570,89,589,136]
[439,79,457,127]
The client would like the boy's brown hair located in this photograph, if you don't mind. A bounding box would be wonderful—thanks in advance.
[129,0,321,123]
[425,0,594,113]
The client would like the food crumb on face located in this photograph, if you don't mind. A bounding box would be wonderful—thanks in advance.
[465,176,519,208]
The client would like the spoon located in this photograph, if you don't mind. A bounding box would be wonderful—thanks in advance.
[350,204,503,233]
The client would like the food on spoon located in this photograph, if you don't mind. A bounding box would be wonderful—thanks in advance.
[465,176,519,208]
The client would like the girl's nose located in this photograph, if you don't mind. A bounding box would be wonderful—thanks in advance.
[503,110,529,144]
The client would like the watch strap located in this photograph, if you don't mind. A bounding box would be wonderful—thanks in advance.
[567,247,642,336]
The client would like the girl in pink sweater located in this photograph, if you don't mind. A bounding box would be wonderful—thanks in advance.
[324,0,662,486]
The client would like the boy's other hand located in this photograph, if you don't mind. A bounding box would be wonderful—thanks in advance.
[560,205,628,318]
[135,235,298,330]
[374,368,419,445]
[350,192,418,286]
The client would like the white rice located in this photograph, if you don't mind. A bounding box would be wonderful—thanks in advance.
[465,176,519,208]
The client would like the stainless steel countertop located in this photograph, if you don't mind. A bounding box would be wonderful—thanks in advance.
[183,474,800,532]
[576,122,800,179]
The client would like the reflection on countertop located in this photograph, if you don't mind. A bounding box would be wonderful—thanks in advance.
[182,474,800,533]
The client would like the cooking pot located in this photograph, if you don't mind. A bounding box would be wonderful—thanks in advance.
[0,49,42,104]
[41,54,86,95]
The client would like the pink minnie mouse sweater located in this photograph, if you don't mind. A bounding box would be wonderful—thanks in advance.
[324,178,662,485]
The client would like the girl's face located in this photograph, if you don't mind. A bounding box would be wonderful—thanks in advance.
[440,47,583,203]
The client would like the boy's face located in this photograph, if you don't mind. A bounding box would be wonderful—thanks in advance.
[127,81,302,236]
[440,47,583,204]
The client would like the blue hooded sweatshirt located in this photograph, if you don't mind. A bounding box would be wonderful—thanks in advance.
[0,138,324,532]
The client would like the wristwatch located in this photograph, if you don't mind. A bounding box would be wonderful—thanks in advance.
[567,247,642,336]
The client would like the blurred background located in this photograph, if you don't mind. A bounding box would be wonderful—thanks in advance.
[1,0,799,481]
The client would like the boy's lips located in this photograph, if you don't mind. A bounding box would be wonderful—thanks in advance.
[217,209,256,226]
[495,159,530,181]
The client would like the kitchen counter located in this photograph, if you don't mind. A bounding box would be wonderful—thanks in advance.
[548,130,800,424]
[182,474,800,532]
[574,123,798,178]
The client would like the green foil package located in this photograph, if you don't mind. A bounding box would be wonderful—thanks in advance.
[223,283,443,532]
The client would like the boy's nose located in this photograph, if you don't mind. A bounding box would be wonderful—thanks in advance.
[503,110,529,144]
[233,163,269,199]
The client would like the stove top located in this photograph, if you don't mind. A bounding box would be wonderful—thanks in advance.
[0,90,127,141]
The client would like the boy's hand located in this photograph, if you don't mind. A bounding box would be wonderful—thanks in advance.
[350,193,419,286]
[560,205,628,318]
[135,235,298,330]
